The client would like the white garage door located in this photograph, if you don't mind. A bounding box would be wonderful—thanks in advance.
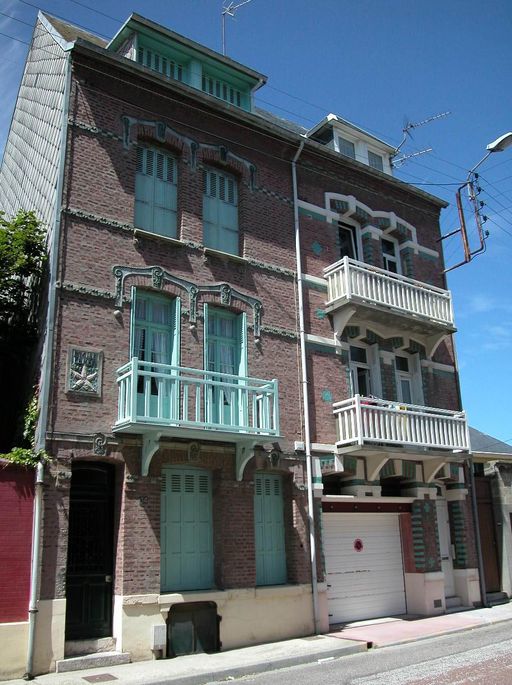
[324,512,406,624]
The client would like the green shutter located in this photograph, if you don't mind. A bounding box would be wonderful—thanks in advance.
[254,474,287,586]
[161,467,213,592]
[203,168,238,254]
[135,146,177,237]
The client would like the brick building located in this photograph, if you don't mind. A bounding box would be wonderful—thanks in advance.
[0,11,479,678]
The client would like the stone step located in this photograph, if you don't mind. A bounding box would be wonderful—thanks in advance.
[486,591,509,606]
[445,595,462,609]
[56,651,130,673]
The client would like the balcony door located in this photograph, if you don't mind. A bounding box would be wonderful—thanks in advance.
[204,306,247,429]
[131,289,180,421]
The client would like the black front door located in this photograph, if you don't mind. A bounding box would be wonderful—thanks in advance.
[65,462,115,640]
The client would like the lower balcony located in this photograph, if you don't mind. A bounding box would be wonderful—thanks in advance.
[114,358,280,475]
[333,395,470,456]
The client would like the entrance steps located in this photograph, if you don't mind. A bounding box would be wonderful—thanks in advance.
[486,591,509,606]
[56,651,130,673]
[445,595,462,609]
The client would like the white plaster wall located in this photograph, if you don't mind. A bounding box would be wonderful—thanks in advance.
[33,599,66,676]
[404,572,445,615]
[0,622,28,680]
[453,568,480,607]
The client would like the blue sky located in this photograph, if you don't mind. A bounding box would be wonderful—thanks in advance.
[1,0,511,446]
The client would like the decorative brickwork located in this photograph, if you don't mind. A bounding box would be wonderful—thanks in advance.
[448,498,478,569]
[410,499,441,572]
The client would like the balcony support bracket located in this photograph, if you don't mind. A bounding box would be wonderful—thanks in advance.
[366,454,389,482]
[425,332,448,358]
[236,440,257,481]
[424,459,447,483]
[141,432,162,476]
[332,306,357,340]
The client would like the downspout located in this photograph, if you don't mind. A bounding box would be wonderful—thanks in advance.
[292,138,320,634]
[25,52,73,680]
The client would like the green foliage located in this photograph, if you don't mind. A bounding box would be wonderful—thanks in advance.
[0,393,49,467]
[0,209,46,337]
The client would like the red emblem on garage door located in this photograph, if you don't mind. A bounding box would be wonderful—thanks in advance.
[354,538,363,552]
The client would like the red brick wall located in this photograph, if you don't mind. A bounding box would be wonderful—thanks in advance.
[0,463,34,622]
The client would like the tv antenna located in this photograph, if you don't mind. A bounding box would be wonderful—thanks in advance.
[391,111,451,167]
[222,0,253,55]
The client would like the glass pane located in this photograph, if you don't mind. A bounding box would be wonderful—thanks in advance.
[382,239,396,256]
[401,379,412,404]
[135,298,147,321]
[368,151,384,171]
[350,346,367,364]
[338,137,355,159]
[357,367,370,396]
[152,301,170,325]
[396,356,409,372]
[339,224,357,259]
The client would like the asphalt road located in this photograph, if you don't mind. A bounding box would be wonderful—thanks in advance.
[206,622,512,685]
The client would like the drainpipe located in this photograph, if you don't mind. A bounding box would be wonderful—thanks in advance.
[25,52,73,680]
[292,138,320,634]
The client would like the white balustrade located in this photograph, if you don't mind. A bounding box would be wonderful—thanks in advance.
[333,395,469,452]
[115,358,279,436]
[324,256,454,326]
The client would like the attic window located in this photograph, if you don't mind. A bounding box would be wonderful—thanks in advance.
[368,151,384,172]
[338,136,356,159]
[202,74,242,108]
[138,46,184,82]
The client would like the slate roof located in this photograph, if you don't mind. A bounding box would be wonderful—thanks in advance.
[470,426,512,456]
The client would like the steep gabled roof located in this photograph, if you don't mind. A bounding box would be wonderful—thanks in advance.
[470,426,512,456]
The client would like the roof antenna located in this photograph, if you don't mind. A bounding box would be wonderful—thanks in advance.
[391,111,451,167]
[222,0,253,55]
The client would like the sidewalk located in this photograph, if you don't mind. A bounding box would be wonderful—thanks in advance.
[6,602,512,685]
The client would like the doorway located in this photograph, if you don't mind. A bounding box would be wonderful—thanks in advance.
[475,477,501,593]
[435,498,455,598]
[65,462,115,640]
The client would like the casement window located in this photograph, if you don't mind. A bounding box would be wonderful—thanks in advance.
[135,146,178,238]
[254,473,287,586]
[382,238,400,274]
[201,74,242,108]
[160,467,214,592]
[339,221,359,261]
[349,344,382,398]
[395,354,424,406]
[203,305,247,428]
[337,136,356,159]
[137,45,184,82]
[131,289,180,420]
[368,150,384,172]
[203,167,239,255]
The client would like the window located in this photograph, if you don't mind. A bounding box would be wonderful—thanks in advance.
[349,345,372,397]
[254,473,286,585]
[201,74,242,107]
[339,221,359,260]
[382,238,399,274]
[203,305,247,428]
[160,467,213,592]
[338,136,356,159]
[394,353,423,406]
[203,168,239,255]
[131,289,180,420]
[137,46,184,82]
[368,150,384,172]
[135,146,178,237]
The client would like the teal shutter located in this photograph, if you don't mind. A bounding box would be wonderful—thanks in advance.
[254,474,287,586]
[161,467,213,592]
[203,168,238,254]
[135,146,177,237]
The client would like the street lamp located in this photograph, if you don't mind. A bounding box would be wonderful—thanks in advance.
[440,131,512,272]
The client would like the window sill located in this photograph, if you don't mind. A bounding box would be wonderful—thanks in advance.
[134,228,185,247]
[204,247,248,264]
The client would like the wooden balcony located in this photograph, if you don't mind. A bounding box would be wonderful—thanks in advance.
[333,395,470,456]
[324,257,455,351]
[114,358,279,475]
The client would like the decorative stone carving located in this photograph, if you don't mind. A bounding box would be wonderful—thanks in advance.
[93,433,107,456]
[188,442,201,462]
[67,347,103,396]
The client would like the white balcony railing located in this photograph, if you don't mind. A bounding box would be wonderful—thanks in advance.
[324,256,454,327]
[115,358,279,436]
[334,395,469,452]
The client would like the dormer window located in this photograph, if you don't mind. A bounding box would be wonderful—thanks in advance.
[137,45,185,82]
[202,74,242,108]
[368,151,384,172]
[338,136,356,160]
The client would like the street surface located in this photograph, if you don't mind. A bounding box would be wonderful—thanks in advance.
[205,623,512,685]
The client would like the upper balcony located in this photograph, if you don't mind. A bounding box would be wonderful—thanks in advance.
[333,394,470,457]
[113,358,279,475]
[324,257,455,353]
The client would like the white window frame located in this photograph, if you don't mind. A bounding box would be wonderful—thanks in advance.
[349,344,372,397]
[368,150,384,172]
[394,353,424,406]
[381,235,401,274]
[338,218,362,262]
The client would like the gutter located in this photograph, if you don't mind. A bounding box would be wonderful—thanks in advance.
[25,50,73,680]
[292,138,320,633]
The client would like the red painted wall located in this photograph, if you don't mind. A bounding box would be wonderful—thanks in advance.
[0,463,34,622]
